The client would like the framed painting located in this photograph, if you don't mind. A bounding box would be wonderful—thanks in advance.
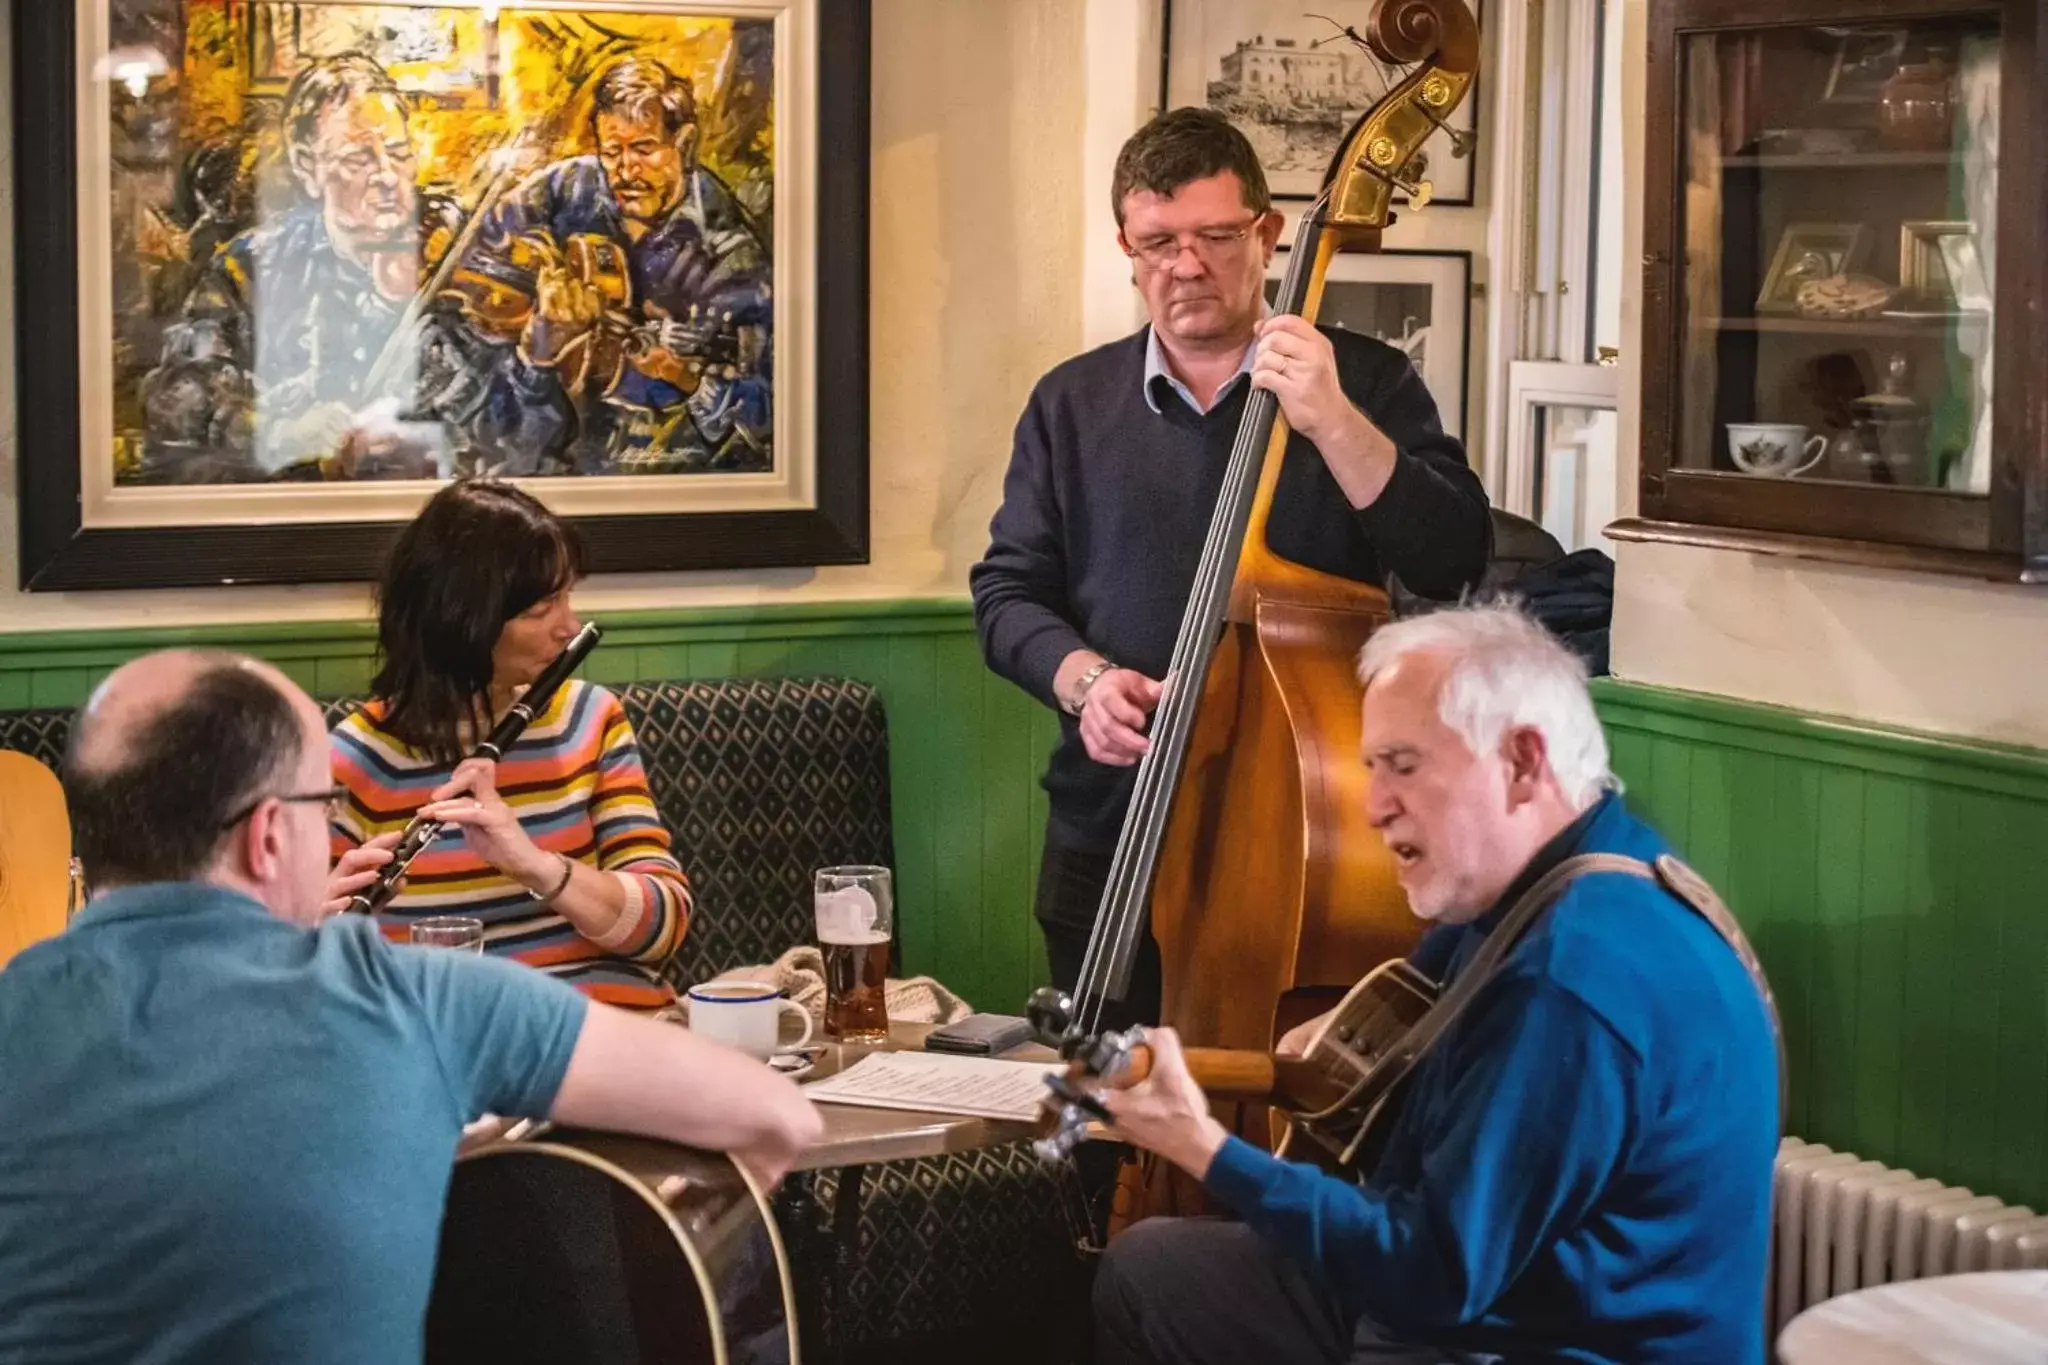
[13,0,870,590]
[1265,248,1472,439]
[1162,0,1484,206]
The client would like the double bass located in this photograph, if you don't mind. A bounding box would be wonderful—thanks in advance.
[1032,0,1481,1221]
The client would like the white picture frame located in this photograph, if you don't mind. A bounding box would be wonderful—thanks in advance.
[1266,248,1473,438]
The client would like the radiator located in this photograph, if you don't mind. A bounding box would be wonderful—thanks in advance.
[1769,1137,2048,1334]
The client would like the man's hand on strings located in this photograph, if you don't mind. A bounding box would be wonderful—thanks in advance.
[1252,314,1399,508]
[1080,669,1164,767]
[1100,1027,1230,1179]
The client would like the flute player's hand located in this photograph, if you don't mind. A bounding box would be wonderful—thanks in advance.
[419,758,558,888]
[322,830,405,918]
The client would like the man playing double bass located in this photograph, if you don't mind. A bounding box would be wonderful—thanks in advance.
[970,109,1491,1031]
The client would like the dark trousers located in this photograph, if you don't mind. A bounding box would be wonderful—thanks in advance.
[1094,1219,1494,1365]
[1034,835,1163,1032]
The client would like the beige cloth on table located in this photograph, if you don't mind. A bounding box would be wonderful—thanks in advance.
[669,945,973,1026]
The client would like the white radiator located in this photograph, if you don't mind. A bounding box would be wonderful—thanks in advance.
[1769,1137,2048,1334]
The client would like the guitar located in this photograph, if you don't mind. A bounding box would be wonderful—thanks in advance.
[1030,956,1437,1173]
[1033,852,1788,1176]
[426,1121,799,1365]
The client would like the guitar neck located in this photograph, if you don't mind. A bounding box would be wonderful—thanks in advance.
[1181,1047,1277,1100]
[1151,1047,1337,1113]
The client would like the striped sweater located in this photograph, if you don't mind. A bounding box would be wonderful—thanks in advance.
[329,679,689,1009]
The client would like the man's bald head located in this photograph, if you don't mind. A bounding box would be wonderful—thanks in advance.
[65,651,325,892]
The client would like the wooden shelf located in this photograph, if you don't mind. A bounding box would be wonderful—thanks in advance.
[1696,315,1987,339]
[1717,151,1960,169]
[1607,519,2030,583]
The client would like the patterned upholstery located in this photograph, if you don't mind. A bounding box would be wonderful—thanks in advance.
[0,676,1083,1364]
[615,679,894,988]
[794,1145,1091,1365]
[0,709,70,772]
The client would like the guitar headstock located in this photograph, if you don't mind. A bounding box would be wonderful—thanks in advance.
[1025,988,1157,1163]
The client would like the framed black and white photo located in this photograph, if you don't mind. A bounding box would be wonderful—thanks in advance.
[1163,0,1484,206]
[1265,248,1471,438]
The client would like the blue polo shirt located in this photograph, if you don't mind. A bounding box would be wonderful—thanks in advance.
[0,882,588,1364]
[1204,794,1779,1362]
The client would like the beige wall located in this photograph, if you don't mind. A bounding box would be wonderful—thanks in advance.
[0,0,1086,632]
[1608,0,2048,749]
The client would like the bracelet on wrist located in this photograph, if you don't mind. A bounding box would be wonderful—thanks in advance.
[526,852,575,905]
[1065,659,1116,716]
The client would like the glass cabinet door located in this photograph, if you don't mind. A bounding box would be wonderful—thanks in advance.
[1677,17,1999,500]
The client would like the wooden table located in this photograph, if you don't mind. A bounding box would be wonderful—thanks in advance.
[791,1019,1058,1170]
[1777,1272,2048,1364]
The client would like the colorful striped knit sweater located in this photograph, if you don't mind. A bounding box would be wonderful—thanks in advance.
[329,679,689,1009]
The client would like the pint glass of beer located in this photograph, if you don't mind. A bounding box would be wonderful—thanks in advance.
[814,865,892,1042]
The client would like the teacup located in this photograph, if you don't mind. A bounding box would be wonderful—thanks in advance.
[1727,423,1824,478]
[684,980,815,1061]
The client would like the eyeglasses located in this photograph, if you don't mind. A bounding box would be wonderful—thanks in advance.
[1123,217,1262,270]
[219,785,347,831]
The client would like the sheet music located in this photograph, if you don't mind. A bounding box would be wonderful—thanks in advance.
[801,1051,1060,1121]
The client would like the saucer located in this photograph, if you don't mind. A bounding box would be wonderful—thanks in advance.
[769,1051,817,1078]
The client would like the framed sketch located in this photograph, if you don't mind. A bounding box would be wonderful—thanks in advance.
[1163,0,1484,206]
[1266,248,1472,438]
[13,0,870,590]
[1755,222,1869,313]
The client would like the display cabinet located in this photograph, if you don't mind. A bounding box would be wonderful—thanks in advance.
[1617,0,2047,581]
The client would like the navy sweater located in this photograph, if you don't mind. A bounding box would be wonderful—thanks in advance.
[969,327,1490,850]
[1204,795,1780,1363]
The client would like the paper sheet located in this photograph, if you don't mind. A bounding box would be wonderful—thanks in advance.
[801,1050,1061,1121]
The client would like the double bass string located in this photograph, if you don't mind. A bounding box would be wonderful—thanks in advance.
[1073,201,1326,1024]
[1072,198,1331,1035]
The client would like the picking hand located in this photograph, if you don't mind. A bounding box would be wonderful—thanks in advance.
[1251,314,1370,447]
[1079,669,1165,767]
[323,830,404,918]
[418,758,555,887]
[1277,1009,1336,1061]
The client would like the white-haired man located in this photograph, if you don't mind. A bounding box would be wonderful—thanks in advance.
[1088,604,1780,1365]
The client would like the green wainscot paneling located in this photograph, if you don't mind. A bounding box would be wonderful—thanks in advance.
[17,608,2048,1207]
[0,599,1060,1016]
[1596,679,2048,1210]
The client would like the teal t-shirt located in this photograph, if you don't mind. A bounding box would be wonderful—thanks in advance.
[0,882,589,1364]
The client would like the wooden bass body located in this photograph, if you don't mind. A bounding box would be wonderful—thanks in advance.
[1153,579,1419,1055]
[426,1125,798,1365]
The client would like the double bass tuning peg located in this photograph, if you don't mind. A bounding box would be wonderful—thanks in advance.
[1355,155,1434,210]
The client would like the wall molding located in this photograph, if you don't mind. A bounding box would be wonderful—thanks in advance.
[1595,678,2048,802]
[0,597,982,674]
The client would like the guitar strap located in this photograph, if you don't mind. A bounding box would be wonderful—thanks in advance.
[1364,850,1787,1137]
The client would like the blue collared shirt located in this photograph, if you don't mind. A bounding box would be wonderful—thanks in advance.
[1140,302,1273,416]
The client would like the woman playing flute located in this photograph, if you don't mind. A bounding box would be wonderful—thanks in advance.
[327,480,689,1008]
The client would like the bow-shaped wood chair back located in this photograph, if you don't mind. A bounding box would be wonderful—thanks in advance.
[0,750,72,970]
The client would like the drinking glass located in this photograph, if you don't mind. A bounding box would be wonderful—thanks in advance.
[410,916,486,953]
[814,865,892,1042]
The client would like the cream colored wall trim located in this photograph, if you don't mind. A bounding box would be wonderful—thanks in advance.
[1612,539,2048,751]
[1081,0,1160,349]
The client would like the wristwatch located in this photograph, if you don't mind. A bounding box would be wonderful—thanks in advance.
[1063,660,1116,716]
